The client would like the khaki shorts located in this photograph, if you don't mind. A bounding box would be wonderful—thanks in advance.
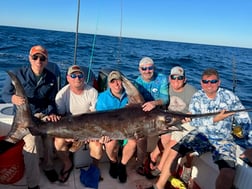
[171,122,194,142]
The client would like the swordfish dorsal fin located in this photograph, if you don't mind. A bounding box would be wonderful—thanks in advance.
[121,74,145,105]
[98,69,145,106]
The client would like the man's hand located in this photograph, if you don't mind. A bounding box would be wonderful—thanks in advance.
[99,136,111,144]
[46,114,61,122]
[213,109,234,123]
[11,95,25,105]
[182,112,192,123]
[142,101,156,112]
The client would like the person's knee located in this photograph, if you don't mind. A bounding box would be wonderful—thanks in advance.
[127,139,137,148]
[89,142,103,159]
[54,138,66,150]
[161,134,170,145]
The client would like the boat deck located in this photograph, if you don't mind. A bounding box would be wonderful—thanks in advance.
[0,157,153,189]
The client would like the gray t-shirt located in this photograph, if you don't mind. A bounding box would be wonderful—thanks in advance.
[168,84,197,113]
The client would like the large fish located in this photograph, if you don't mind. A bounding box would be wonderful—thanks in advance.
[3,71,252,142]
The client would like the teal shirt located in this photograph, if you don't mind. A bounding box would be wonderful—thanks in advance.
[134,72,169,105]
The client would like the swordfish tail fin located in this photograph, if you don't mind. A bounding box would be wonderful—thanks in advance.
[4,71,34,143]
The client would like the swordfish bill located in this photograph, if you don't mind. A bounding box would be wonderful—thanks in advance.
[4,71,252,141]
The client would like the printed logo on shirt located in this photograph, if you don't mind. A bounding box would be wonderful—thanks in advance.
[152,88,158,93]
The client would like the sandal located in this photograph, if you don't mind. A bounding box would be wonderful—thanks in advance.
[59,164,74,183]
[151,167,161,177]
[136,138,164,179]
[136,153,157,179]
[43,169,58,182]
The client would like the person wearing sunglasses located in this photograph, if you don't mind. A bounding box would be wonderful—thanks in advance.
[2,45,59,189]
[54,65,98,183]
[95,71,137,183]
[146,68,251,189]
[134,57,169,177]
[144,66,197,182]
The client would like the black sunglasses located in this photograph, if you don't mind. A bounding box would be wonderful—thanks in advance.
[170,75,185,80]
[69,73,84,79]
[31,54,47,61]
[202,79,219,84]
[141,66,154,71]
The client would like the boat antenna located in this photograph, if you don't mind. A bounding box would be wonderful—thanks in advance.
[232,57,238,129]
[73,0,81,65]
[117,0,123,64]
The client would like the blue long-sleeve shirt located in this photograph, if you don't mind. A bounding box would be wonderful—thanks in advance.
[2,66,58,115]
[96,88,128,111]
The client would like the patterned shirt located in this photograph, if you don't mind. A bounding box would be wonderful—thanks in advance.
[134,72,169,105]
[189,87,251,142]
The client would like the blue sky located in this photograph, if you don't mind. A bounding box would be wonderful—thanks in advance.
[1,0,252,48]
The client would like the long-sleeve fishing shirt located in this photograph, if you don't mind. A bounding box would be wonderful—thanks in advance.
[2,66,58,115]
[189,87,252,146]
[134,72,169,105]
[96,88,128,111]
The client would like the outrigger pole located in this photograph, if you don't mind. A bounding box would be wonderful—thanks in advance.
[73,0,81,65]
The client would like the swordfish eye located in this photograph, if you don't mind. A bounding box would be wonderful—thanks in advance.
[165,115,174,125]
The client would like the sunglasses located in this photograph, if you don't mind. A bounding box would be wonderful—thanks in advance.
[69,73,84,79]
[31,54,47,61]
[202,79,219,84]
[141,66,154,71]
[170,75,185,80]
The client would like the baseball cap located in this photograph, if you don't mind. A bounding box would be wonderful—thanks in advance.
[107,71,122,82]
[170,66,185,76]
[139,57,154,67]
[67,65,84,75]
[29,45,48,58]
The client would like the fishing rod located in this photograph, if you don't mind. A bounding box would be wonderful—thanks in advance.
[73,0,95,84]
[117,0,123,64]
[231,57,243,138]
[73,0,80,65]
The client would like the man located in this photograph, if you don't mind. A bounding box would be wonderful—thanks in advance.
[134,57,169,177]
[54,65,98,183]
[147,66,196,182]
[95,70,137,183]
[147,68,251,189]
[134,57,168,111]
[2,45,59,189]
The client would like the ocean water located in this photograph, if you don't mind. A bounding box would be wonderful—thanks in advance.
[0,25,252,111]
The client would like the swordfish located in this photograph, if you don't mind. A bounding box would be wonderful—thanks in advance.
[3,71,252,142]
